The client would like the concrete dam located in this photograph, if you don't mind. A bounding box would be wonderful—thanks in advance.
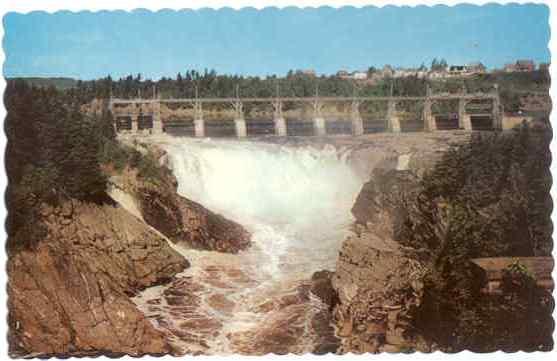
[108,86,507,137]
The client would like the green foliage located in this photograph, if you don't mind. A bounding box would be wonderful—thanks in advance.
[492,263,553,352]
[38,68,425,102]
[406,125,553,351]
[5,80,166,251]
[504,260,534,281]
[416,125,551,257]
[98,137,163,187]
[5,80,110,250]
[16,69,549,119]
[98,136,130,171]
[135,152,162,185]
[7,77,78,90]
[499,89,522,113]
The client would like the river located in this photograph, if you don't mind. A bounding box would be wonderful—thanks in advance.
[132,136,365,355]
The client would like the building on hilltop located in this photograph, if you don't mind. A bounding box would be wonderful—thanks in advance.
[447,62,486,77]
[428,68,448,79]
[352,71,368,80]
[393,68,412,78]
[448,65,468,76]
[516,60,535,72]
[466,62,486,74]
[336,69,368,80]
[503,63,515,72]
[336,70,350,78]
[299,69,316,77]
[505,60,536,73]
[391,68,428,79]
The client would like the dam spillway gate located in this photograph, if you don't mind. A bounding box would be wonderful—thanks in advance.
[109,87,504,137]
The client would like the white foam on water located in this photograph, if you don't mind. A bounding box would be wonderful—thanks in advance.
[134,136,366,354]
[161,137,364,277]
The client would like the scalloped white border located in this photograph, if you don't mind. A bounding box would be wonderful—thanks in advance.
[0,1,555,360]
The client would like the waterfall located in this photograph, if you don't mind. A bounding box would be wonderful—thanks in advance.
[161,137,365,277]
[133,136,367,354]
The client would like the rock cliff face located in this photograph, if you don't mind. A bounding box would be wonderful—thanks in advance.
[8,141,253,357]
[7,199,189,357]
[293,130,552,353]
[138,183,251,253]
[333,141,456,354]
[110,146,251,253]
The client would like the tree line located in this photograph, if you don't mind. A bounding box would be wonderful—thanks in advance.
[5,79,138,250]
[66,69,435,102]
[33,68,547,120]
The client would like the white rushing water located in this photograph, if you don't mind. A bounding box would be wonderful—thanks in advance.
[162,137,364,278]
[134,136,366,354]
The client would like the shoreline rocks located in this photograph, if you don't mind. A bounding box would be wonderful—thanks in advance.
[7,200,189,357]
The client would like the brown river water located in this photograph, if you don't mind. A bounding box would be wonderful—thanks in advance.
[131,136,366,355]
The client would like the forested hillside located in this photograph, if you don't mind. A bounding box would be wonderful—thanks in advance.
[407,126,553,352]
[12,69,550,116]
[4,80,157,250]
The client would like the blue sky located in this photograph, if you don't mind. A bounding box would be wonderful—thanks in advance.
[2,4,550,80]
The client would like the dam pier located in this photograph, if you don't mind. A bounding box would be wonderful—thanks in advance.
[109,86,508,137]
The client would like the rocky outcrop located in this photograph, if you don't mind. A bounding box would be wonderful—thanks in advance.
[332,149,450,354]
[310,270,339,311]
[7,199,189,357]
[111,146,251,253]
[138,183,251,253]
[309,270,341,354]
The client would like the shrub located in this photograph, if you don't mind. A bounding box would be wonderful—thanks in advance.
[407,125,552,351]
[5,80,110,249]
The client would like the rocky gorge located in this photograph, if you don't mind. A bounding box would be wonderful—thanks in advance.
[255,128,552,353]
[7,127,553,356]
[331,128,553,353]
[7,141,252,357]
[121,131,479,355]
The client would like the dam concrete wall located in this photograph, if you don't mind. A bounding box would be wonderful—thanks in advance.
[108,92,503,137]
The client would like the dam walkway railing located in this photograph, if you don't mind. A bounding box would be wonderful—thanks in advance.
[108,89,503,137]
